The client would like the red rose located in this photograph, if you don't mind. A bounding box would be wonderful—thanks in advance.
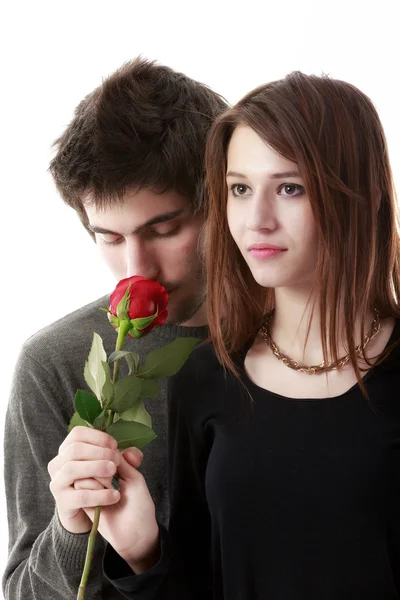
[109,276,168,337]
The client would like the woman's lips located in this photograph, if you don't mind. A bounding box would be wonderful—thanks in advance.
[248,244,287,259]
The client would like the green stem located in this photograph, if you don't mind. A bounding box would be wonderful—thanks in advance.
[76,505,101,600]
[77,320,131,598]
[112,320,131,383]
[104,410,114,429]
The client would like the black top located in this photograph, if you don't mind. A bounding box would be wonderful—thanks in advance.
[104,320,400,599]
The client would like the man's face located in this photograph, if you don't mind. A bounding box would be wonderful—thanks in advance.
[84,189,206,326]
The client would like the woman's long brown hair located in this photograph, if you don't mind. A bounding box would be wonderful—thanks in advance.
[205,72,400,386]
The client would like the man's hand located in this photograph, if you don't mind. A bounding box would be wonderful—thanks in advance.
[48,427,122,534]
[78,446,160,571]
[48,426,159,570]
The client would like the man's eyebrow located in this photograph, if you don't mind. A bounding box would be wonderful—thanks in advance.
[226,170,301,179]
[87,209,185,236]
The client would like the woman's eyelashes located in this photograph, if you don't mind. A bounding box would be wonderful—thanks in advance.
[230,183,252,197]
[278,183,305,197]
[229,183,305,198]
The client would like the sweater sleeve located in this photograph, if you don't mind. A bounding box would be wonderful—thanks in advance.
[2,347,106,600]
[104,365,213,599]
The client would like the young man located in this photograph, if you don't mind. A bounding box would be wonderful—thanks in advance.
[3,57,227,599]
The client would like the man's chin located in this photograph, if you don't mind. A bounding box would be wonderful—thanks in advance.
[164,291,206,326]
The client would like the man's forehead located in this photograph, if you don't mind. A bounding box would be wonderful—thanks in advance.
[83,187,190,212]
[83,188,194,235]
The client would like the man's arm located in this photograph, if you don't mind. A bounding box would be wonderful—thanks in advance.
[103,369,212,599]
[2,348,107,599]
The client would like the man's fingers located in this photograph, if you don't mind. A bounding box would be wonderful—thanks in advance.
[74,478,111,491]
[122,447,143,467]
[58,427,118,454]
[117,447,144,480]
[49,441,121,477]
[48,441,121,479]
[50,460,117,491]
[60,487,120,511]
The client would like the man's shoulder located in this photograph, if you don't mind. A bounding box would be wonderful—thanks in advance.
[22,295,113,364]
[172,340,223,386]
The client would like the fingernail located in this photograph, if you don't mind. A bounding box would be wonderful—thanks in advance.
[112,475,120,490]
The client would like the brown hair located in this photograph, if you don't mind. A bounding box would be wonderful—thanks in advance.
[49,56,227,236]
[205,72,400,384]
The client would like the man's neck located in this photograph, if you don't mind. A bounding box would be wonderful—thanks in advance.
[180,301,208,328]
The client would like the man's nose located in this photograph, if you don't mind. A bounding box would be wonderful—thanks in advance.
[125,239,159,280]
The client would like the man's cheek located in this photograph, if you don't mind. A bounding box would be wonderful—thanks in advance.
[176,227,201,257]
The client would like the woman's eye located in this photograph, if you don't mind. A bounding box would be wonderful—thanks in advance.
[231,184,252,197]
[278,184,305,197]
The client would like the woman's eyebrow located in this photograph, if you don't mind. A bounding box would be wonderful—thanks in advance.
[226,170,301,179]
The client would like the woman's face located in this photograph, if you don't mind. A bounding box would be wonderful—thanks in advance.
[226,125,319,291]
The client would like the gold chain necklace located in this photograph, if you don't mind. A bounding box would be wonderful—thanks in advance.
[259,309,380,375]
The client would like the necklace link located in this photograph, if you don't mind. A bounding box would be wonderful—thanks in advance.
[259,309,380,375]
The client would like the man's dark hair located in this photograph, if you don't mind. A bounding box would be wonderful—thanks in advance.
[49,56,228,234]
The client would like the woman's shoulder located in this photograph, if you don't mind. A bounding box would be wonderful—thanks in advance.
[376,317,400,372]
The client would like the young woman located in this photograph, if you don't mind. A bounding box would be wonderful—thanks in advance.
[102,72,400,599]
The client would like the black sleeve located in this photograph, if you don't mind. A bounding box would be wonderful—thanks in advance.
[104,366,213,599]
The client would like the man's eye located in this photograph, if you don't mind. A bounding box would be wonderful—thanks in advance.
[99,234,123,245]
[230,184,252,197]
[278,184,305,197]
[151,225,180,238]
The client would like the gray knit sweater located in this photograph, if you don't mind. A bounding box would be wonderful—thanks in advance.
[3,296,208,599]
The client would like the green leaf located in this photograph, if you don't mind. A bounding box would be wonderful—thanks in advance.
[109,350,133,363]
[74,390,103,424]
[106,420,157,449]
[131,311,158,331]
[109,376,143,413]
[93,410,108,431]
[84,333,107,401]
[83,362,97,398]
[109,350,140,375]
[68,411,89,432]
[137,337,201,379]
[125,353,139,375]
[120,399,152,427]
[101,361,114,406]
[140,379,159,399]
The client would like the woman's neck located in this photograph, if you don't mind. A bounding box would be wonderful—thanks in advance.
[271,286,374,365]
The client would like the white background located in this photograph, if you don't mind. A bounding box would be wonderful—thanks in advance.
[1,0,399,595]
